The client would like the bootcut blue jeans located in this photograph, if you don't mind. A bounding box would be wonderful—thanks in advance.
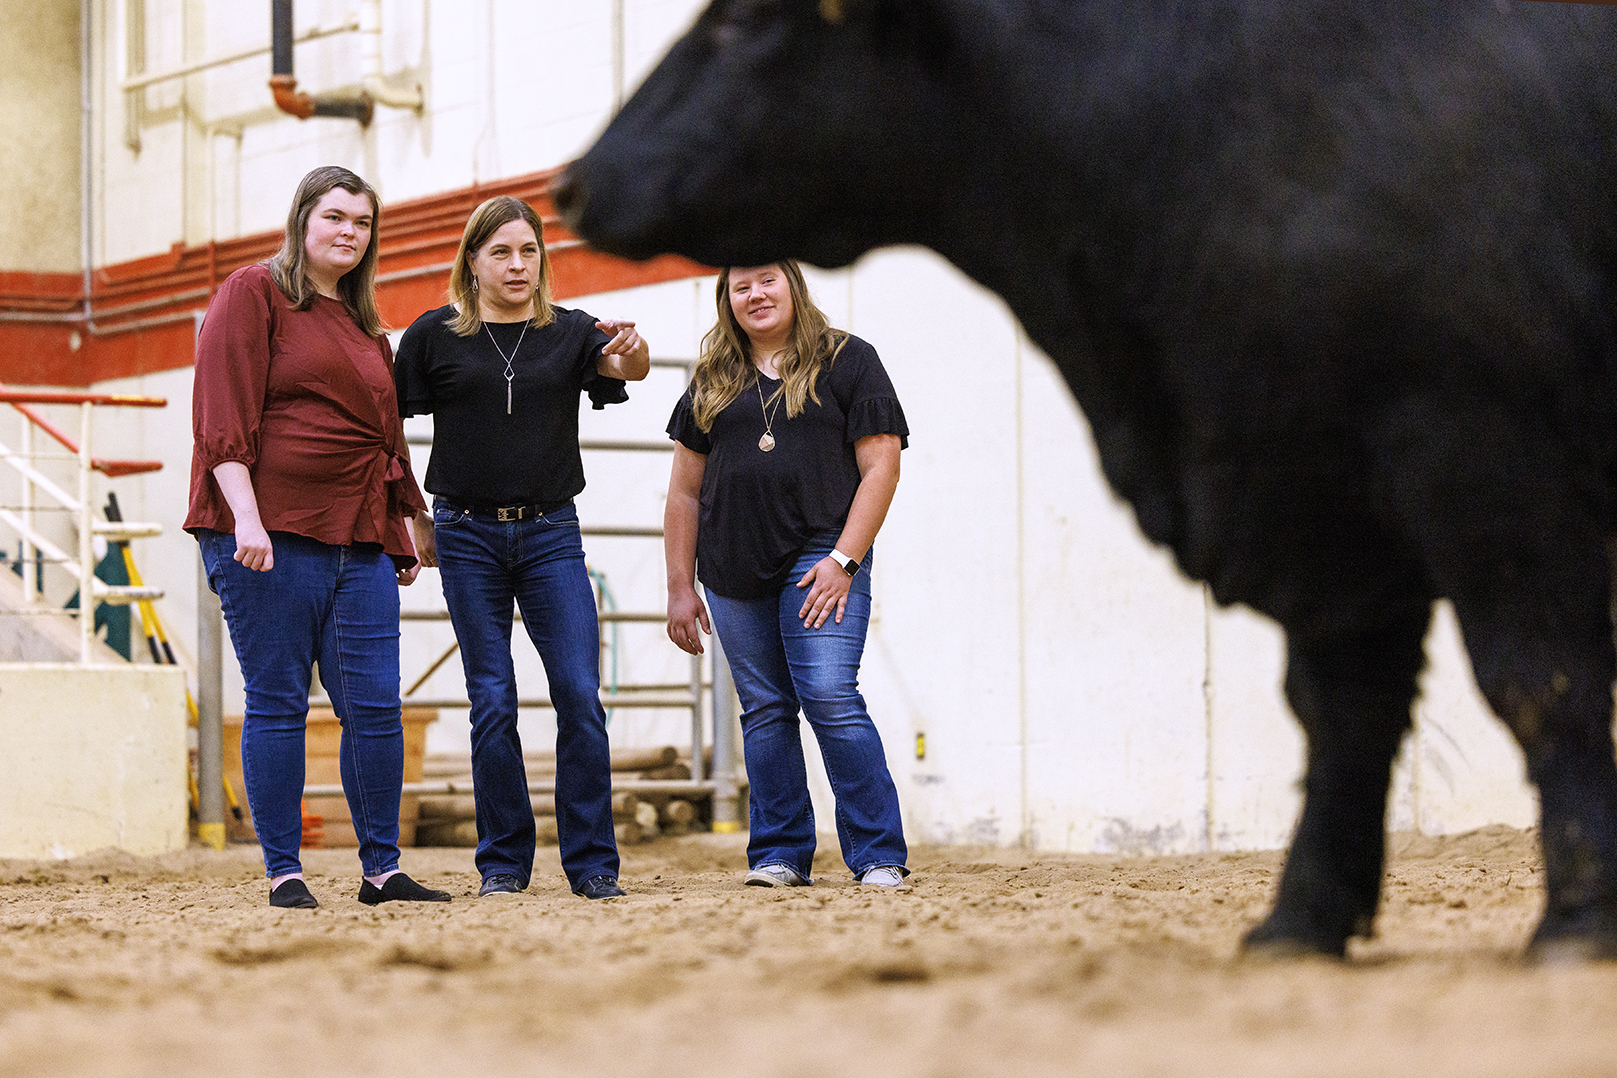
[199,529,405,880]
[431,498,619,890]
[705,541,908,882]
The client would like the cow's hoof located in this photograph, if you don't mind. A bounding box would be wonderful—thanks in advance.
[1240,910,1350,960]
[1526,909,1617,965]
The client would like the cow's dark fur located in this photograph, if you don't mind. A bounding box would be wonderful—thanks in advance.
[558,0,1617,959]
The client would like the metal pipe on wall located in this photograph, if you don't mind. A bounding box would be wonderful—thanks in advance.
[269,0,374,125]
[709,632,742,832]
[196,550,226,850]
[359,0,422,110]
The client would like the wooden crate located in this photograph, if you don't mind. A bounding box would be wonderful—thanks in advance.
[222,708,436,847]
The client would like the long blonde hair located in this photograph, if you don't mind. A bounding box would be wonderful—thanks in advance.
[690,261,848,431]
[447,196,556,336]
[266,165,385,336]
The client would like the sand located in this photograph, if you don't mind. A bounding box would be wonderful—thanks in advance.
[3,825,1615,1077]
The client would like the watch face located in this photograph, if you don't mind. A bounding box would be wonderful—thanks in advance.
[841,557,859,575]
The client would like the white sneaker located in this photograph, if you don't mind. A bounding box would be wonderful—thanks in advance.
[744,864,809,887]
[860,865,906,888]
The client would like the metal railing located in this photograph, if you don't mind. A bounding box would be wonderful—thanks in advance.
[0,388,167,662]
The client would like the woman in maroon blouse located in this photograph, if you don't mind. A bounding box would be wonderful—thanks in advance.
[187,165,449,909]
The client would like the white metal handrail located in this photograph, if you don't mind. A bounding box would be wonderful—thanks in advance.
[0,392,168,661]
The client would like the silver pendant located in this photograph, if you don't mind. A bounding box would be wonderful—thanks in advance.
[759,432,776,452]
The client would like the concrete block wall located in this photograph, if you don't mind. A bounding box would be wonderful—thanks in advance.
[0,664,189,858]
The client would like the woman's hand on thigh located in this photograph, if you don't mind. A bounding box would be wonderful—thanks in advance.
[667,584,711,655]
[411,510,438,568]
[797,558,851,629]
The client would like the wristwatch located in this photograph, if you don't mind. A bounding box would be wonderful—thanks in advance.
[831,548,860,576]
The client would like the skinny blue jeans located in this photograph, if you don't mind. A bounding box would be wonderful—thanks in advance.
[705,542,908,882]
[199,530,405,880]
[431,498,619,890]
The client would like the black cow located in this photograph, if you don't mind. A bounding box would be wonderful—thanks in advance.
[557,0,1617,959]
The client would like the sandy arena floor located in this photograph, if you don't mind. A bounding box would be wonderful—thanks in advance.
[2,825,1615,1077]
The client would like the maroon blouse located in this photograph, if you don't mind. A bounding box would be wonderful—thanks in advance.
[184,264,426,567]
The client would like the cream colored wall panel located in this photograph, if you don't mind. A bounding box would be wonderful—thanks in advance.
[0,0,81,271]
[1406,602,1536,833]
[1206,603,1300,851]
[0,664,189,859]
[623,0,705,93]
[105,122,190,259]
[1018,349,1210,853]
[844,249,1026,846]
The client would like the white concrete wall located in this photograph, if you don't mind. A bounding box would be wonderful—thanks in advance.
[0,664,189,858]
[38,0,1542,857]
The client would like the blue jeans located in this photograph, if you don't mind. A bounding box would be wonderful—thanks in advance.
[706,542,907,881]
[432,498,618,889]
[199,530,405,880]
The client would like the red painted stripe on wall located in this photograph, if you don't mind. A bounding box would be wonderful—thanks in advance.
[0,168,710,387]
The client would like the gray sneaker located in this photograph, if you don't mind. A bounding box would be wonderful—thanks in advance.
[744,864,809,887]
[859,866,906,888]
[478,874,523,898]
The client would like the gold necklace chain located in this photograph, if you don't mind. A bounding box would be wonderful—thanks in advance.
[756,376,783,452]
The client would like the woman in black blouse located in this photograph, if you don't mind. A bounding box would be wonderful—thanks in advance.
[666,261,910,888]
[395,196,648,901]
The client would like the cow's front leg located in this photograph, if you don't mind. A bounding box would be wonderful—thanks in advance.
[1243,607,1430,958]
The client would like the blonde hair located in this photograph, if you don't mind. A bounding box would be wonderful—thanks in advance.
[447,196,556,336]
[265,165,385,336]
[690,261,847,431]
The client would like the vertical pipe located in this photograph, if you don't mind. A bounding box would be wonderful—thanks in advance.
[196,549,226,850]
[1015,329,1030,847]
[77,403,92,663]
[1203,585,1216,852]
[81,0,95,326]
[20,421,35,605]
[359,0,381,76]
[689,651,704,782]
[709,630,741,832]
[271,0,294,76]
[610,0,625,111]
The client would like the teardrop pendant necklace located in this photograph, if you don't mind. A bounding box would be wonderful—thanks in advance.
[484,319,529,415]
[756,376,783,452]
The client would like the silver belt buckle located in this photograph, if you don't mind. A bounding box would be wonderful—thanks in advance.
[497,506,522,522]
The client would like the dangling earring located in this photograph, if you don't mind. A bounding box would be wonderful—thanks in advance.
[471,278,479,292]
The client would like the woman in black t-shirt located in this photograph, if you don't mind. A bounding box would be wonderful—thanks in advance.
[395,196,648,901]
[666,261,910,889]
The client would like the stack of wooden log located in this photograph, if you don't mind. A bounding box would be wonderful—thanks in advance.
[414,745,707,847]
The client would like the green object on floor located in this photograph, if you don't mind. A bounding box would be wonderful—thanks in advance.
[63,547,132,660]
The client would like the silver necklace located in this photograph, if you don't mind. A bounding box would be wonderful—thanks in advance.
[484,319,529,415]
[756,376,783,452]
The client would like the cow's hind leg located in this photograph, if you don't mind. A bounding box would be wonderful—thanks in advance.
[1242,605,1430,958]
[1451,555,1617,961]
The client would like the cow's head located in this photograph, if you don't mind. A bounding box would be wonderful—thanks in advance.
[556,0,973,270]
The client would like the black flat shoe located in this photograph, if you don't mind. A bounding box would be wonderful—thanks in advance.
[269,878,319,909]
[573,875,626,900]
[358,872,452,905]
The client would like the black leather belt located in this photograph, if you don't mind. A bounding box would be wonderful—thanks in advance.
[450,499,568,522]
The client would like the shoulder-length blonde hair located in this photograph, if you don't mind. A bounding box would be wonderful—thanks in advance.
[690,260,848,431]
[447,196,556,337]
[265,165,385,337]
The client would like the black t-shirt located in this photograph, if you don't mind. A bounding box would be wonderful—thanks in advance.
[395,304,626,506]
[667,335,908,600]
